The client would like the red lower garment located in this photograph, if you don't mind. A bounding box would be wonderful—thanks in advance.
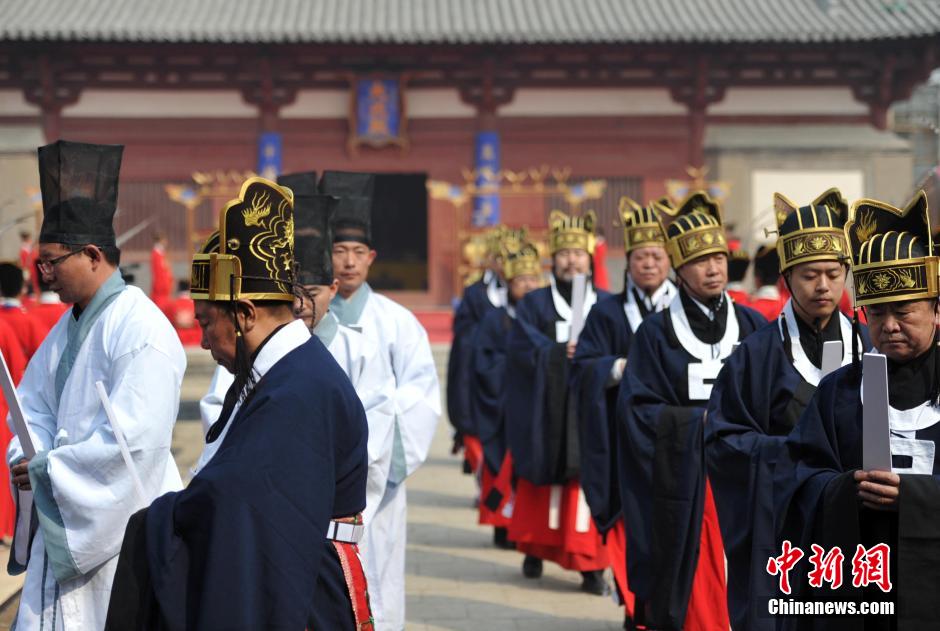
[479,452,513,527]
[606,520,635,619]
[683,480,730,631]
[509,478,609,572]
[329,540,374,631]
[462,434,483,475]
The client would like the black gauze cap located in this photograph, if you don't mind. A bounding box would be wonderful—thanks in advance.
[319,170,375,245]
[277,171,318,198]
[38,140,123,246]
[294,194,337,286]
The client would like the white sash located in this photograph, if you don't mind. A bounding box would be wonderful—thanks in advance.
[623,278,677,333]
[550,275,597,343]
[777,299,855,387]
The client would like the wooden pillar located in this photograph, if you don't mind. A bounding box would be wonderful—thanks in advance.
[24,56,80,142]
[670,58,725,171]
[242,59,296,178]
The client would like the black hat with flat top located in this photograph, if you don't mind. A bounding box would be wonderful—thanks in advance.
[38,140,123,246]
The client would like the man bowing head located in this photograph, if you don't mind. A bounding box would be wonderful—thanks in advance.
[106,177,372,630]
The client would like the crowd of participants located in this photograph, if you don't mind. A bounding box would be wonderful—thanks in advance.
[447,189,939,630]
[0,140,444,631]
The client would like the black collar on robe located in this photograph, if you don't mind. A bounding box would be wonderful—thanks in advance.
[791,307,843,369]
[887,338,939,410]
[553,273,573,305]
[679,287,728,344]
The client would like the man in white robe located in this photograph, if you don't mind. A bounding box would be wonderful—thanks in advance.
[323,171,441,631]
[7,140,184,630]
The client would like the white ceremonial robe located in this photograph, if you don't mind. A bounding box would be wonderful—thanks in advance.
[7,282,185,631]
[332,284,441,631]
[199,313,396,523]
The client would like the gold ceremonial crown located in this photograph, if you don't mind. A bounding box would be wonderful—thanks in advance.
[656,191,727,268]
[620,196,667,254]
[190,177,295,302]
[845,190,938,307]
[548,210,596,255]
[503,241,543,280]
[773,188,849,273]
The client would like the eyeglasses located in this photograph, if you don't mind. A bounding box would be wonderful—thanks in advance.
[37,248,85,274]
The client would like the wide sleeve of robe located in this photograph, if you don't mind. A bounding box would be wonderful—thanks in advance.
[469,308,511,475]
[616,313,707,627]
[570,298,625,534]
[705,323,805,630]
[504,294,569,485]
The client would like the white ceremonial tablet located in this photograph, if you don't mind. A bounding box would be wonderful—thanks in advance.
[569,273,587,344]
[862,352,892,472]
[820,340,843,379]
[0,350,35,459]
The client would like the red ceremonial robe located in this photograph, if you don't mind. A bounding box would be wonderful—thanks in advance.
[0,318,26,537]
[0,303,47,358]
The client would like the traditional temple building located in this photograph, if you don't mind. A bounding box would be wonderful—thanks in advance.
[0,0,938,307]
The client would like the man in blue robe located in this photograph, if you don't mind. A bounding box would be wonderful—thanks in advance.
[570,196,676,621]
[105,178,372,630]
[447,227,520,474]
[469,240,543,548]
[617,191,766,630]
[706,188,869,630]
[774,190,940,630]
[504,210,611,594]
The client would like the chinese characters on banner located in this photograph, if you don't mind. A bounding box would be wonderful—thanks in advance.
[472,131,501,227]
[348,77,408,154]
[767,541,892,595]
[257,132,282,181]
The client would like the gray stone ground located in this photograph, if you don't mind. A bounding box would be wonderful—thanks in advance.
[0,344,625,629]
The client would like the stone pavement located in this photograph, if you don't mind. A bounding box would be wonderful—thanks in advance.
[405,346,623,630]
[1,343,626,629]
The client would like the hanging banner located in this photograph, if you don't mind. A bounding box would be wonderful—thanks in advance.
[472,131,501,227]
[348,77,408,154]
[257,132,282,181]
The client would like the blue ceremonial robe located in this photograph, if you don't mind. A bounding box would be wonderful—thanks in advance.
[469,306,514,477]
[617,296,765,628]
[447,278,500,437]
[705,309,869,631]
[569,291,639,534]
[505,283,609,485]
[106,337,369,630]
[774,361,940,630]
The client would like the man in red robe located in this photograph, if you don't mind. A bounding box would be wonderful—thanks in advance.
[166,279,202,346]
[150,232,173,315]
[0,317,25,538]
[749,245,787,320]
[0,262,48,358]
[19,231,37,298]
[27,260,69,330]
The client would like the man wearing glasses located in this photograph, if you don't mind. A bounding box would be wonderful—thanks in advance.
[7,140,185,630]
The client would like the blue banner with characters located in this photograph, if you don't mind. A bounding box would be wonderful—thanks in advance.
[257,132,282,181]
[355,79,402,143]
[472,131,501,227]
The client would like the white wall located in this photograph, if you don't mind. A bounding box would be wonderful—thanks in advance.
[500,88,686,116]
[711,87,867,116]
[64,90,256,118]
[750,169,865,241]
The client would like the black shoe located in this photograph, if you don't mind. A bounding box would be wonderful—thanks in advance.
[493,527,515,550]
[522,555,543,578]
[580,570,607,596]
